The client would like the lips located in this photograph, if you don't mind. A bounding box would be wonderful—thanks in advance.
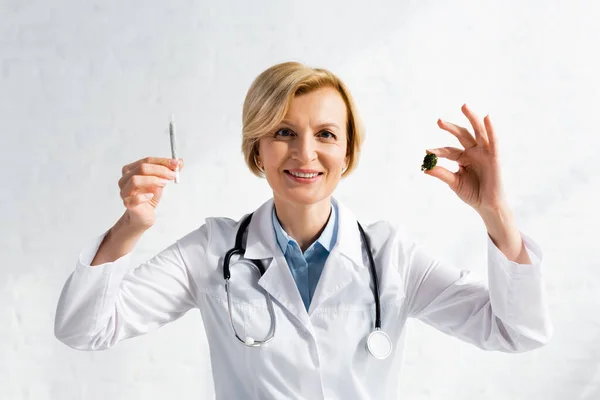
[283,170,323,183]
[285,170,323,177]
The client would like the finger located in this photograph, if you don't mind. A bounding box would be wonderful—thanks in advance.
[423,164,458,188]
[123,193,155,209]
[122,157,184,176]
[426,147,463,162]
[483,115,497,154]
[120,175,169,200]
[461,104,488,146]
[119,161,180,189]
[437,119,477,149]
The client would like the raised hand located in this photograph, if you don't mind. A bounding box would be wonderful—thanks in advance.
[424,104,507,214]
[118,157,183,229]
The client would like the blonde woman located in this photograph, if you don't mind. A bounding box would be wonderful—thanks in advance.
[55,61,552,399]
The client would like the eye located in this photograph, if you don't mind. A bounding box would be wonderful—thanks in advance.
[274,128,294,137]
[319,130,336,139]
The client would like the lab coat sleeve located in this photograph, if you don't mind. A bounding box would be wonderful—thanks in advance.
[54,226,206,351]
[401,227,553,352]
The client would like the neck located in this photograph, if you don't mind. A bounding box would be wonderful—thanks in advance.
[273,196,332,252]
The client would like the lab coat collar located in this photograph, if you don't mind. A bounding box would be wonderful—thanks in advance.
[243,196,366,328]
[243,196,365,269]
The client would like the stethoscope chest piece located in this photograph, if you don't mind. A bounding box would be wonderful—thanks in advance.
[366,329,392,360]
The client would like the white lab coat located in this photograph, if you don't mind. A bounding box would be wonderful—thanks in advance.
[55,197,553,400]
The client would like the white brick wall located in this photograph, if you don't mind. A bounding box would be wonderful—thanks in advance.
[2,0,598,398]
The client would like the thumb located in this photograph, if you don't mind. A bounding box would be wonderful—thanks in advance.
[424,166,457,188]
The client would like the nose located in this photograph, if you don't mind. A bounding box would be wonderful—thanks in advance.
[291,133,317,164]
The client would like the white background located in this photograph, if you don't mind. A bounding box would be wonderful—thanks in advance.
[2,0,599,399]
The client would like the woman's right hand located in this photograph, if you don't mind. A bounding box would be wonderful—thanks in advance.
[118,157,184,230]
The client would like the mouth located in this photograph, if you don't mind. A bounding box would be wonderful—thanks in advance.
[284,170,323,183]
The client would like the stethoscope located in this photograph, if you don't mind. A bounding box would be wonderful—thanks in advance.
[223,212,393,360]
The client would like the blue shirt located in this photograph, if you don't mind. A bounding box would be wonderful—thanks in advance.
[272,202,339,311]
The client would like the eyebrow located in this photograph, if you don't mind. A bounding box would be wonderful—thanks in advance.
[279,120,341,131]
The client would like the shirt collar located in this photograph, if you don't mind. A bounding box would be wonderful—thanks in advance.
[272,201,338,255]
[244,196,364,269]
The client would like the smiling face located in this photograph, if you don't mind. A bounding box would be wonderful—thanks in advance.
[257,87,349,208]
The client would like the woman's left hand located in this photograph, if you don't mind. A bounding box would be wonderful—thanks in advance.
[424,104,508,214]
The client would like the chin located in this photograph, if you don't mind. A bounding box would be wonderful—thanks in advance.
[278,189,332,207]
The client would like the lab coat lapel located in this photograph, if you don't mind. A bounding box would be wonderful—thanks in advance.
[308,198,366,315]
[243,198,312,330]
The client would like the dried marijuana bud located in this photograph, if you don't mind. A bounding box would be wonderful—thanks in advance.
[421,152,438,171]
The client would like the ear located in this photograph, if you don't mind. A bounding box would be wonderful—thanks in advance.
[254,143,260,161]
[253,149,261,168]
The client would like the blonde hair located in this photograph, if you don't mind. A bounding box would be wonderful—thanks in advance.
[241,61,365,178]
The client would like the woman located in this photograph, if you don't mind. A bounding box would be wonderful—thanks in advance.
[55,61,552,399]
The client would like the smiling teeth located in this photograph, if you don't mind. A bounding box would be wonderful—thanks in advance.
[289,171,319,178]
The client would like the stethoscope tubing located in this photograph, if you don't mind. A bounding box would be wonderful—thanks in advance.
[223,212,384,346]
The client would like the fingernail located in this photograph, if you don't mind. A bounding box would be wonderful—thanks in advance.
[170,159,178,166]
